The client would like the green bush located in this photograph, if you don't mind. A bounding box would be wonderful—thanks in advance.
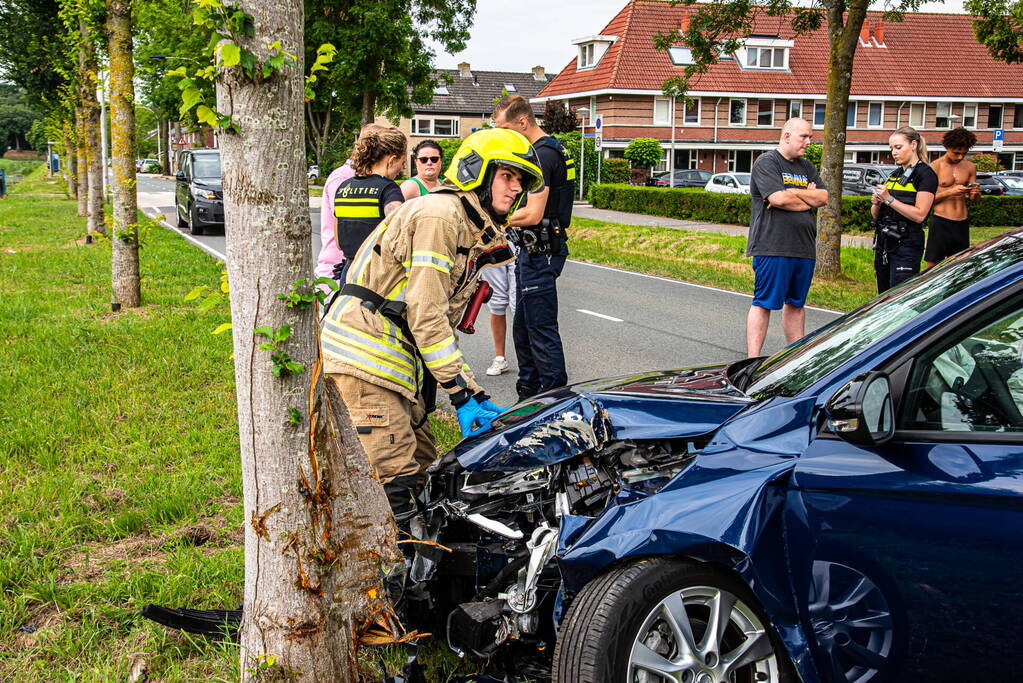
[437,138,463,177]
[624,137,663,168]
[589,185,1023,231]
[600,157,630,184]
[553,131,597,200]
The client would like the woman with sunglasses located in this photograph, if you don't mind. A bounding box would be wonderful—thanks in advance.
[401,140,444,199]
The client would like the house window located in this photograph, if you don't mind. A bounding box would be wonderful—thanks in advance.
[654,97,670,125]
[936,102,951,128]
[788,100,802,120]
[589,96,597,125]
[653,150,669,173]
[683,98,699,124]
[989,104,1004,129]
[868,102,883,128]
[745,47,787,70]
[668,47,694,65]
[813,102,826,126]
[673,149,699,169]
[964,104,977,128]
[757,100,774,126]
[909,103,925,127]
[412,117,459,137]
[1015,104,1023,129]
[727,150,753,172]
[504,83,516,92]
[846,102,857,128]
[433,85,449,96]
[579,43,595,68]
[729,99,747,125]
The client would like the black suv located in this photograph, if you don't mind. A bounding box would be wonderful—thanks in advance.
[175,149,223,235]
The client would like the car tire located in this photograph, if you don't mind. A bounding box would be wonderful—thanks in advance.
[188,204,202,236]
[176,206,187,228]
[553,558,795,683]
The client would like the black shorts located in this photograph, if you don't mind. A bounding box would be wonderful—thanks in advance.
[925,215,970,263]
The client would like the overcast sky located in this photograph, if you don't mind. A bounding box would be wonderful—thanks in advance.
[430,1,969,74]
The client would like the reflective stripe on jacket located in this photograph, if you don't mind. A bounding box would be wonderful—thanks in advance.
[321,189,512,401]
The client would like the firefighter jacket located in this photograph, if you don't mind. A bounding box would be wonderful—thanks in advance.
[321,188,513,403]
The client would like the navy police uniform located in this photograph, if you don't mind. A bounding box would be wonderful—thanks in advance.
[333,174,404,281]
[513,136,575,400]
[874,163,938,292]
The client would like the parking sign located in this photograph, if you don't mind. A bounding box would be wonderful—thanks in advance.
[594,115,603,151]
[994,128,1004,152]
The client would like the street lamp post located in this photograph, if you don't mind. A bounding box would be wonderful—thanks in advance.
[577,107,590,201]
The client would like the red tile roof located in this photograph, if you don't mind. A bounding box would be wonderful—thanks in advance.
[537,0,1023,99]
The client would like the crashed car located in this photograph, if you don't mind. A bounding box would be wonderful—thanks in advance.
[406,229,1023,682]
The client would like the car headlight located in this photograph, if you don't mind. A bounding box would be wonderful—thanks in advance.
[460,467,551,496]
[195,190,218,200]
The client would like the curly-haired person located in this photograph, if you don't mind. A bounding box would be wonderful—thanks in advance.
[927,127,980,268]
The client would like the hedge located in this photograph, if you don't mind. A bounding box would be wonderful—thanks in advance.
[588,184,1023,232]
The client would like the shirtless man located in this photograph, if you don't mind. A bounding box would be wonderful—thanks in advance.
[926,127,981,269]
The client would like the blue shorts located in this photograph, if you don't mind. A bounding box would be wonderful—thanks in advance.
[752,256,815,310]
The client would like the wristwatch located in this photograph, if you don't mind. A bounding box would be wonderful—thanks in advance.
[884,196,895,205]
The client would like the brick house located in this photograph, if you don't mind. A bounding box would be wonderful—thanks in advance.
[380,63,551,173]
[534,0,1023,174]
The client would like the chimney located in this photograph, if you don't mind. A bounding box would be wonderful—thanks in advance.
[874,17,885,46]
[458,62,472,78]
[859,20,870,46]
[532,65,546,81]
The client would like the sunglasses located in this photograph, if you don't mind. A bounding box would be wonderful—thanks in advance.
[417,156,440,163]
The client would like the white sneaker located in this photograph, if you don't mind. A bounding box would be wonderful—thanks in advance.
[486,356,509,376]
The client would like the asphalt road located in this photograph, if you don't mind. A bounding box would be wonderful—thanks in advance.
[137,176,839,406]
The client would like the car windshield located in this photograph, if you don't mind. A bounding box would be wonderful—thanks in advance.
[1000,176,1023,188]
[735,173,751,185]
[192,155,221,179]
[745,233,1023,399]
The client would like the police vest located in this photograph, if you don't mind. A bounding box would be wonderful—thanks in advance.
[534,136,576,229]
[333,175,402,259]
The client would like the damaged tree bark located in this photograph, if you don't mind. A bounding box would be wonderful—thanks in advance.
[106,0,141,308]
[216,2,401,679]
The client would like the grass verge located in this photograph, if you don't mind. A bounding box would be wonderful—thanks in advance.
[0,166,465,680]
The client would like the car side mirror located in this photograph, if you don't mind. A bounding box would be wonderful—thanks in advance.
[825,371,895,446]
[175,172,185,182]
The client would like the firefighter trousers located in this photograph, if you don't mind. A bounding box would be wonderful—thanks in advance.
[330,373,437,485]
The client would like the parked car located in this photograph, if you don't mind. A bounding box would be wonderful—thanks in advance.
[648,169,713,188]
[990,174,1023,195]
[841,163,898,195]
[976,172,1007,196]
[403,229,1023,682]
[705,172,751,194]
[136,158,159,173]
[307,164,320,180]
[174,148,223,236]
[995,170,1023,178]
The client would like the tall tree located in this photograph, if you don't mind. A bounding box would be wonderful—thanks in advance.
[77,16,104,238]
[209,1,402,677]
[968,0,1023,62]
[303,0,475,170]
[655,0,921,278]
[106,0,140,307]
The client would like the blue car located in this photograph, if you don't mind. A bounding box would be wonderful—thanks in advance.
[411,230,1023,682]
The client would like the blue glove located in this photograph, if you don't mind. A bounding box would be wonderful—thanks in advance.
[456,398,499,437]
[480,399,507,415]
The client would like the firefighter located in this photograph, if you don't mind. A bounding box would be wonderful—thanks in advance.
[320,128,544,520]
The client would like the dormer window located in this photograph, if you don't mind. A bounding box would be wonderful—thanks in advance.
[572,34,617,70]
[741,36,793,70]
[668,47,695,65]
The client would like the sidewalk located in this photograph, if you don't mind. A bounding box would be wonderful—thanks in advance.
[573,202,875,249]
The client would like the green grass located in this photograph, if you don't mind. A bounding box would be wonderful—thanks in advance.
[0,166,465,680]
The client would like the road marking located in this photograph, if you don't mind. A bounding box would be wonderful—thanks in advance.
[144,208,227,262]
[567,259,841,315]
[577,308,623,322]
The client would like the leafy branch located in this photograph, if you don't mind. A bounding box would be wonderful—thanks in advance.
[254,324,304,377]
[277,277,338,309]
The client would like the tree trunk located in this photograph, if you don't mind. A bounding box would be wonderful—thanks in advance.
[158,118,169,173]
[815,0,868,278]
[106,0,140,308]
[75,106,88,218]
[63,121,78,201]
[217,3,401,679]
[79,19,104,237]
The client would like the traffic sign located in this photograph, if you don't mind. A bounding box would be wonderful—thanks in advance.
[994,128,1004,151]
[594,115,603,151]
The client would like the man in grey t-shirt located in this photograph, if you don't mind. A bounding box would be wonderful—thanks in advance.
[746,118,828,357]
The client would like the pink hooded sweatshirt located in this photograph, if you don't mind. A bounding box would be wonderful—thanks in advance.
[315,159,356,282]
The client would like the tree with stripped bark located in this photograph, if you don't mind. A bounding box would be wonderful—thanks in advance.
[196,0,404,677]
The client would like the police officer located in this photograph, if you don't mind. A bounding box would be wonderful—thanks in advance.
[872,126,938,293]
[320,128,544,522]
[494,94,576,401]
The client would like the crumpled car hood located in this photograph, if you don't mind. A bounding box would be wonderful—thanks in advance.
[453,363,753,471]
